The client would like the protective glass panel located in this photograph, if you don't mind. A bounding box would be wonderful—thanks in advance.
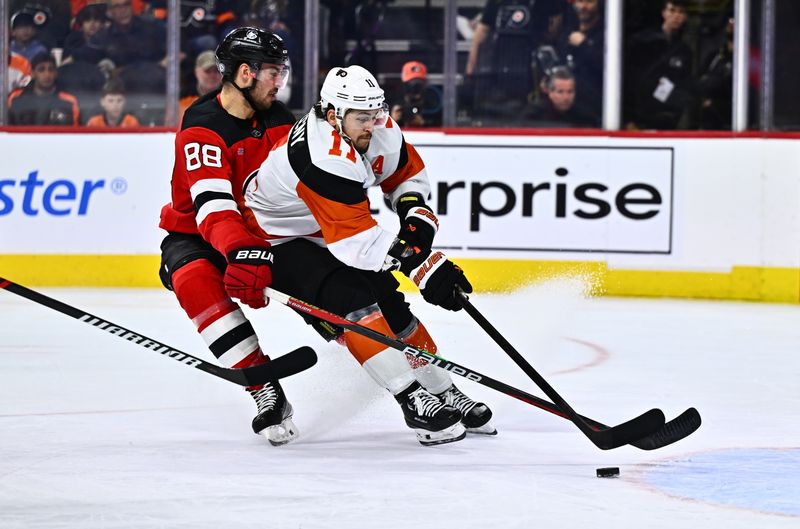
[623,0,735,131]
[7,0,167,127]
[771,0,800,130]
[318,0,446,128]
[458,0,601,128]
[177,2,304,123]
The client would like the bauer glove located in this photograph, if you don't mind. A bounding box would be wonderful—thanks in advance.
[385,240,472,312]
[224,237,273,309]
[395,192,438,254]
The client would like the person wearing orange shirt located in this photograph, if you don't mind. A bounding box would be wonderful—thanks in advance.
[86,78,141,127]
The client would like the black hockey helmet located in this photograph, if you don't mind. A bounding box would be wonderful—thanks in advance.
[215,27,288,81]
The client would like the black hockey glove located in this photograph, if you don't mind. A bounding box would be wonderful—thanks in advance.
[395,192,438,254]
[411,251,472,311]
[386,240,472,312]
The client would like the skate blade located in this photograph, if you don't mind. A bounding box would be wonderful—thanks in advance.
[466,422,498,435]
[416,422,467,446]
[260,417,299,446]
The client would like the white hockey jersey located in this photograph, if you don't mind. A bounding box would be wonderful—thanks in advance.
[244,110,430,271]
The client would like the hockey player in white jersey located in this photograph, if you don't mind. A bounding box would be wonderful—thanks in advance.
[243,65,496,445]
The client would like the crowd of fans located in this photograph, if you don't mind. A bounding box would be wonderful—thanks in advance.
[4,0,738,130]
[463,0,736,129]
[5,0,300,127]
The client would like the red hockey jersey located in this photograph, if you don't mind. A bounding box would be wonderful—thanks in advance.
[159,91,294,254]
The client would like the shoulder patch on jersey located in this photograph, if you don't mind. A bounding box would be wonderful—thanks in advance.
[300,163,367,206]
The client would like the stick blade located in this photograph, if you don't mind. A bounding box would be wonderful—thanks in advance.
[630,407,702,450]
[593,408,666,450]
[239,346,318,385]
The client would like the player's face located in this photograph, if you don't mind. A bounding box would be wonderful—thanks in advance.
[342,108,386,153]
[549,79,576,112]
[248,63,289,110]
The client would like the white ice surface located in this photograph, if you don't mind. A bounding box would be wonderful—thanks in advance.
[1,281,798,528]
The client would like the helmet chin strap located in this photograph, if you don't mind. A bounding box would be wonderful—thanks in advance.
[231,68,261,112]
[334,107,354,144]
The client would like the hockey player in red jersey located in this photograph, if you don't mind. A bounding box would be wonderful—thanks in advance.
[158,27,299,446]
[244,65,497,446]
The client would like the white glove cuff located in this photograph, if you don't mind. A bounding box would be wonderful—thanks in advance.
[409,251,447,290]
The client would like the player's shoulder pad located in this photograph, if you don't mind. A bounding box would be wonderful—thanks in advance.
[368,117,410,171]
[300,156,367,206]
[377,117,404,146]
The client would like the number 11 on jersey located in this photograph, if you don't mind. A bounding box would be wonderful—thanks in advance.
[328,130,357,163]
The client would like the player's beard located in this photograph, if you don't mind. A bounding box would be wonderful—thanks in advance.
[353,133,372,154]
[251,85,277,111]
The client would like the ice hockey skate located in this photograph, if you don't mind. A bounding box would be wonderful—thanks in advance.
[436,384,497,435]
[396,382,466,446]
[248,380,298,446]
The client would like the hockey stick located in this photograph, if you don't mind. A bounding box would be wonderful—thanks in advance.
[0,277,317,387]
[455,290,701,450]
[265,287,668,450]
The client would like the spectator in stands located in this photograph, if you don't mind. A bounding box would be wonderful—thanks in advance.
[694,15,733,130]
[625,0,693,130]
[178,50,223,122]
[86,78,140,127]
[89,0,166,67]
[62,4,108,64]
[390,61,442,128]
[8,52,80,126]
[466,0,565,119]
[10,9,49,63]
[8,51,32,91]
[70,0,145,19]
[527,66,597,127]
[557,0,604,120]
[15,1,70,51]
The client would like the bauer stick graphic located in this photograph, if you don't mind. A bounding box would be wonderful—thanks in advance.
[264,287,698,450]
[455,289,701,450]
[0,278,317,387]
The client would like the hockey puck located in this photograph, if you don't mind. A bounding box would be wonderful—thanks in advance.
[596,467,620,478]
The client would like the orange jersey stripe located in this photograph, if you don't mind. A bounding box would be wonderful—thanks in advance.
[379,142,426,195]
[296,180,377,245]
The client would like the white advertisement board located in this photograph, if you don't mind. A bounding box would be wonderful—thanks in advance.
[369,144,674,254]
[1,132,798,272]
[0,133,172,254]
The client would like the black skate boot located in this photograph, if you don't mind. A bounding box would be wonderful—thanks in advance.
[395,381,466,446]
[248,379,298,446]
[436,384,497,435]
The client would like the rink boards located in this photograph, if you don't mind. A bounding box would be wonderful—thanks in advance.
[0,130,798,302]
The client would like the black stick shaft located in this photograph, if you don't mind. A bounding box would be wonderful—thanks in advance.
[456,291,667,449]
[266,287,665,450]
[0,277,316,386]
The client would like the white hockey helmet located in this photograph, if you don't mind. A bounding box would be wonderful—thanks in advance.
[319,65,388,133]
